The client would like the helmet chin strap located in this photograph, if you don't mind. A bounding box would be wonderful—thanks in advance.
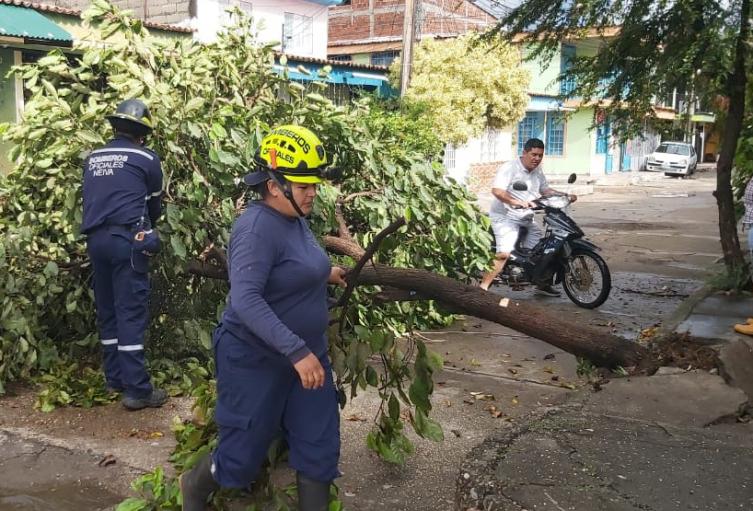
[268,171,306,218]
[266,149,308,218]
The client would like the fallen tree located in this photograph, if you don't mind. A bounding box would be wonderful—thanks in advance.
[189,221,651,371]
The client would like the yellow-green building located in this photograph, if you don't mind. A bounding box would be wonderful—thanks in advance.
[0,1,192,173]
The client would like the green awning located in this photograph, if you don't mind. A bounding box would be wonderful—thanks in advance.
[0,4,73,45]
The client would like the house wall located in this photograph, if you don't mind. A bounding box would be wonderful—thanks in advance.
[544,109,593,176]
[329,0,495,45]
[444,128,514,188]
[351,53,371,65]
[521,45,560,96]
[193,0,329,58]
[45,12,188,42]
[0,48,18,174]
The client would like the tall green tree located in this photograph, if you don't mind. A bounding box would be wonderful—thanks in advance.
[390,34,530,145]
[494,0,750,271]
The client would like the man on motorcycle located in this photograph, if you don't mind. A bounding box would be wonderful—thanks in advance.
[479,138,578,295]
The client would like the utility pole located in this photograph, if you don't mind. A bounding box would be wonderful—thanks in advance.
[400,0,419,96]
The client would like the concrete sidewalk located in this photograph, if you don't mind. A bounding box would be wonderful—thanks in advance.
[457,370,752,511]
[456,286,753,511]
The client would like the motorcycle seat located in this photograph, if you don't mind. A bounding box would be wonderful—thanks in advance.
[512,247,532,257]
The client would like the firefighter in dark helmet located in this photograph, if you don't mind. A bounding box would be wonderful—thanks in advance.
[81,99,167,411]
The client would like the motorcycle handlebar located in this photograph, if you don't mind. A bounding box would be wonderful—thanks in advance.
[509,194,572,210]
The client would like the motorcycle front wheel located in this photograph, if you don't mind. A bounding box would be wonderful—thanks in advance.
[562,249,611,309]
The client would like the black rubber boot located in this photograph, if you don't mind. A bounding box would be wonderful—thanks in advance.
[122,388,168,410]
[296,472,330,511]
[180,453,220,511]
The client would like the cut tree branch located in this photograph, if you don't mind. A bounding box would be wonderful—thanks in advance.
[323,235,365,259]
[336,217,407,335]
[334,201,354,241]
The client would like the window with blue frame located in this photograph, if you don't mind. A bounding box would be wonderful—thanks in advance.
[517,112,544,154]
[595,115,611,154]
[559,44,576,96]
[546,114,565,156]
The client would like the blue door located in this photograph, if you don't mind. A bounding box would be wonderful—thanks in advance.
[620,142,631,172]
[596,116,612,174]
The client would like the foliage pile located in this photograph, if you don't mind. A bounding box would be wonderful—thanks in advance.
[0,1,494,502]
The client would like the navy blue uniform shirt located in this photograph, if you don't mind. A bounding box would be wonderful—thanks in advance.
[222,201,332,364]
[81,136,162,234]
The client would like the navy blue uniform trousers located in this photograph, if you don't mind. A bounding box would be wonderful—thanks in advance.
[87,225,153,399]
[211,325,340,487]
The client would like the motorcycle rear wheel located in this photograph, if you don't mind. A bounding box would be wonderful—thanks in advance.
[562,249,611,309]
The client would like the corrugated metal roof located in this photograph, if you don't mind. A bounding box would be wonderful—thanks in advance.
[305,0,345,5]
[470,0,512,19]
[0,0,193,33]
[327,40,402,56]
[0,3,73,43]
[279,51,387,72]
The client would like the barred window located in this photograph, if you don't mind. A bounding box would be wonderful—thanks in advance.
[559,44,576,96]
[443,144,456,170]
[546,114,565,156]
[517,113,544,155]
[283,12,313,55]
[370,51,400,67]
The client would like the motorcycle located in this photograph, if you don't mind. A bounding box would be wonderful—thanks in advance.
[491,174,611,309]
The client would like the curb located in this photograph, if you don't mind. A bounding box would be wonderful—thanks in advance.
[657,284,715,338]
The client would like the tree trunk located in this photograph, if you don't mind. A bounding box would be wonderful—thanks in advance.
[187,242,652,370]
[715,0,750,270]
[355,265,650,370]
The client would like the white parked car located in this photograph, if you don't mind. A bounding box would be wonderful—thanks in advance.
[645,142,698,177]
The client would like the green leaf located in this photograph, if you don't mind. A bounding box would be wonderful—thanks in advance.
[408,374,431,411]
[388,394,400,421]
[170,236,187,258]
[43,261,59,278]
[365,365,378,386]
[414,408,444,442]
[115,497,149,511]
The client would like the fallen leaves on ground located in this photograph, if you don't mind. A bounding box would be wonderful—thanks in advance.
[127,429,164,440]
[97,454,116,467]
[470,391,495,401]
[484,404,504,418]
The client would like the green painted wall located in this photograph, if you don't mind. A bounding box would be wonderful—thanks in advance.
[521,44,561,96]
[47,12,189,43]
[544,108,594,175]
[0,48,18,174]
[351,53,370,66]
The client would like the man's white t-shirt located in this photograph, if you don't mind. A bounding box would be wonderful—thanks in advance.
[489,158,549,222]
